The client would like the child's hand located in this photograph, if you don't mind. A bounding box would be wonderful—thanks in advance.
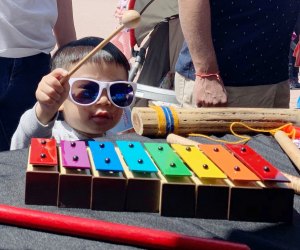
[35,68,69,125]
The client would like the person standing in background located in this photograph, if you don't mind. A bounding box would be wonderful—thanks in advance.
[289,32,300,89]
[0,0,76,151]
[111,0,131,59]
[289,13,300,89]
[175,0,300,108]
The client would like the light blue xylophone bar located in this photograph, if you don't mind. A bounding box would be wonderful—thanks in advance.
[116,141,158,172]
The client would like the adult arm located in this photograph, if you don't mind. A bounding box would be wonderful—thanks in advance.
[178,0,227,106]
[54,0,77,48]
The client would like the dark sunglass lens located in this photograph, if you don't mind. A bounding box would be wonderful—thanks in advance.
[71,80,99,104]
[110,83,134,107]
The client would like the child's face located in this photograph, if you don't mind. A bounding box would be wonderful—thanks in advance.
[62,62,127,137]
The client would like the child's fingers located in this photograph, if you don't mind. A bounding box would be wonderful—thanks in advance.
[36,76,69,106]
[36,91,59,106]
[36,78,62,103]
[50,68,69,81]
[50,68,71,87]
[40,69,69,94]
[39,82,63,102]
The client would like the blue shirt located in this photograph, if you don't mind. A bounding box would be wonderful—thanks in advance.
[176,0,300,86]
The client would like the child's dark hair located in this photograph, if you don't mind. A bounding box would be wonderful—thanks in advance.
[51,36,130,77]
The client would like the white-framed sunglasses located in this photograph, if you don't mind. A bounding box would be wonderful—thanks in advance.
[68,78,137,108]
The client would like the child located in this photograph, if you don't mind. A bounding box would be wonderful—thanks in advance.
[10,36,136,150]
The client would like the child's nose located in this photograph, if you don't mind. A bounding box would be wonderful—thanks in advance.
[96,89,111,106]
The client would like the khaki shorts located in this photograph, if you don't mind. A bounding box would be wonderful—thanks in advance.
[175,73,290,108]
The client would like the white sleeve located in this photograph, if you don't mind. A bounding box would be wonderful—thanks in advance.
[10,105,57,150]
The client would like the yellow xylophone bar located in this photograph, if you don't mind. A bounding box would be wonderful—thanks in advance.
[25,138,294,222]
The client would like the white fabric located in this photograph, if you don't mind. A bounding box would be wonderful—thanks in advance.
[0,0,58,58]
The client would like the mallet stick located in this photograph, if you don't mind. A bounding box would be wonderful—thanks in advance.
[67,10,141,77]
[166,133,200,146]
[274,130,300,172]
[0,204,249,250]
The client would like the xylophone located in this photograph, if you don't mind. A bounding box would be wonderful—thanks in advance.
[26,138,294,223]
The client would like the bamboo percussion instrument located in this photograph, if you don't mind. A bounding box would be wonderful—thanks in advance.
[67,10,141,77]
[131,107,300,136]
[167,133,300,195]
[26,137,294,223]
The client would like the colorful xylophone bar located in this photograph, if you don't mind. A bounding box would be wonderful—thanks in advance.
[25,138,294,223]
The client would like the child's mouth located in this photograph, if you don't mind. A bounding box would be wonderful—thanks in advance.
[90,111,111,122]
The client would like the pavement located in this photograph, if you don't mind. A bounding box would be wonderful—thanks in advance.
[291,89,300,108]
[72,0,119,39]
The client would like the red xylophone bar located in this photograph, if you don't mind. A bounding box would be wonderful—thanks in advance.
[0,204,249,250]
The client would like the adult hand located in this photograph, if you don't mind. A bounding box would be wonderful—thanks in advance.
[193,77,227,107]
[35,68,69,124]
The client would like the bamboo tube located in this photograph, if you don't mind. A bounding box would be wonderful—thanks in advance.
[131,107,300,137]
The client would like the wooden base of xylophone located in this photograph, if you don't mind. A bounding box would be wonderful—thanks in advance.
[25,139,294,223]
[25,149,59,206]
[25,161,59,206]
[228,180,293,222]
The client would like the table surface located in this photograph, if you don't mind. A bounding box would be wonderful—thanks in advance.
[1,133,300,250]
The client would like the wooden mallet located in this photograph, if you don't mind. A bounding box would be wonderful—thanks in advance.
[273,130,300,194]
[0,204,250,250]
[67,10,141,78]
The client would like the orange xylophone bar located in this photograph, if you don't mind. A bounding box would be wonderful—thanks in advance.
[0,204,250,250]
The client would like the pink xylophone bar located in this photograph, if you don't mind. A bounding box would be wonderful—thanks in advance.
[0,204,249,250]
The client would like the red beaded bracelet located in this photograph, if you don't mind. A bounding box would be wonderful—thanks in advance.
[195,72,221,81]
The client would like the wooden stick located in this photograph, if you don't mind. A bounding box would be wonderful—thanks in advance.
[274,130,300,172]
[273,131,300,194]
[0,204,249,250]
[67,25,124,76]
[166,133,199,146]
[67,10,140,77]
[282,172,300,195]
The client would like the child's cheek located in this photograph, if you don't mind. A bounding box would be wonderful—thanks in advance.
[114,108,124,122]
